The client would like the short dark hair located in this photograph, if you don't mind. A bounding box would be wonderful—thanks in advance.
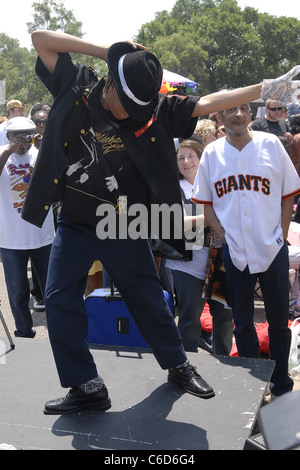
[103,73,114,96]
[290,114,300,135]
[30,103,50,118]
[177,139,203,159]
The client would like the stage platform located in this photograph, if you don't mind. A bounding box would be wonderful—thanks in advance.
[0,336,274,451]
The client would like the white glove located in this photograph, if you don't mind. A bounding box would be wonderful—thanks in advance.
[261,65,300,105]
[105,175,118,192]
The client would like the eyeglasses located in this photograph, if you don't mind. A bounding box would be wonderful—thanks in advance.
[33,119,47,126]
[268,107,283,111]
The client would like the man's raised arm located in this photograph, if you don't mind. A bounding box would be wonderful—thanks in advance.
[31,30,111,73]
[192,84,262,117]
[31,30,145,74]
[192,64,300,117]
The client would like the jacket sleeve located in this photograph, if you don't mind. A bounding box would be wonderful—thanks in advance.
[161,94,199,138]
[35,52,77,99]
[21,54,95,228]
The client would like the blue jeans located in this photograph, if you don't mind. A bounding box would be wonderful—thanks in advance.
[45,219,187,388]
[171,271,205,352]
[171,270,233,354]
[223,242,293,396]
[0,244,52,336]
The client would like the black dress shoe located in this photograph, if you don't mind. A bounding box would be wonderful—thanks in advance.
[44,384,111,415]
[168,362,215,399]
[198,336,213,353]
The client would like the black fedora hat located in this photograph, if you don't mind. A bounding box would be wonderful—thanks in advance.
[107,42,163,122]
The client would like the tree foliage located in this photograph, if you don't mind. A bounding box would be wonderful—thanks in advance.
[0,34,38,110]
[135,0,300,93]
[26,0,84,37]
[0,0,299,114]
[0,0,107,114]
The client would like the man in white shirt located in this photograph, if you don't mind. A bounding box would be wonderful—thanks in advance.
[0,117,54,337]
[192,104,300,398]
[0,99,27,146]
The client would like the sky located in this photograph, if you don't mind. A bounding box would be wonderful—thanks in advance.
[0,0,299,50]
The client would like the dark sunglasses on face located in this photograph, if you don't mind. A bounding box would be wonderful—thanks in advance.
[33,119,47,126]
[268,107,283,111]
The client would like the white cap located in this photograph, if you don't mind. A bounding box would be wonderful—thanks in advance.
[6,117,36,133]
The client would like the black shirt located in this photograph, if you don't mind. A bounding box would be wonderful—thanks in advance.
[23,51,199,259]
[62,82,150,225]
[250,116,289,136]
[61,80,151,229]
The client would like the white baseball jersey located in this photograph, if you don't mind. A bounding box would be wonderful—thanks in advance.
[192,131,300,273]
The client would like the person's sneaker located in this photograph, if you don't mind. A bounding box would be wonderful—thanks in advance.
[43,383,111,415]
[168,361,215,398]
[33,299,45,312]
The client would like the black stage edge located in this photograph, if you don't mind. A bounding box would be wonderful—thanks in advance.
[0,336,274,451]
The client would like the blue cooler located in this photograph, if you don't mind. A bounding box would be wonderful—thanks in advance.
[86,287,174,348]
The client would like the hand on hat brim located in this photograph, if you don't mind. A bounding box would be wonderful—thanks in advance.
[126,41,146,52]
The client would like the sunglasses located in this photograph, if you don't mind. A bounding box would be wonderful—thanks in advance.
[268,107,283,111]
[33,119,47,126]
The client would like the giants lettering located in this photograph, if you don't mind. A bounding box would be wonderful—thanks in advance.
[214,174,270,198]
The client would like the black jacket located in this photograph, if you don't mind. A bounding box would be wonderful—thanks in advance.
[22,53,199,256]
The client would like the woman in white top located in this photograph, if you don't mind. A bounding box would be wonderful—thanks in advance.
[166,139,233,354]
